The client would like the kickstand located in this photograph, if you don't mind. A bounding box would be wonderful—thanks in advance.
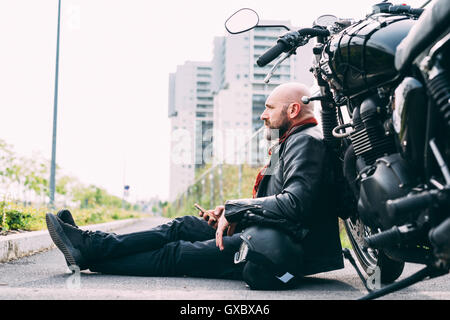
[358,265,449,300]
[343,249,449,300]
[342,248,372,292]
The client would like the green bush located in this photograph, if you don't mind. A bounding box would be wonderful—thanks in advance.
[0,203,38,232]
[0,201,145,232]
[2,209,32,231]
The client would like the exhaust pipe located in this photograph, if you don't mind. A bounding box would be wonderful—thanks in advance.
[429,217,450,260]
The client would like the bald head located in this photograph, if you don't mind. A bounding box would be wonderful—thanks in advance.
[266,82,314,117]
[260,82,316,139]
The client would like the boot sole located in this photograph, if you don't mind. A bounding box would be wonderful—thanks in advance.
[46,213,85,270]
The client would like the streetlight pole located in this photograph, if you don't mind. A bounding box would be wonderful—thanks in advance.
[49,0,62,208]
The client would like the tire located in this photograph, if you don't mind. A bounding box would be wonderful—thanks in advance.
[344,218,405,284]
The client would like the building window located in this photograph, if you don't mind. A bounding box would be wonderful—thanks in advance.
[198,96,213,101]
[196,112,213,118]
[253,36,278,42]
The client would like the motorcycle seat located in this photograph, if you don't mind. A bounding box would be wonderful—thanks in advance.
[395,0,450,72]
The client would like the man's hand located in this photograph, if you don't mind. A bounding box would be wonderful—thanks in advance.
[215,214,237,251]
[198,205,224,228]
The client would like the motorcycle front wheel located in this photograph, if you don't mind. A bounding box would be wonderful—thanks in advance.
[344,217,405,284]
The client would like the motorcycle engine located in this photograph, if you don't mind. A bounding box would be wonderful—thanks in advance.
[350,96,396,165]
[357,153,416,230]
[347,95,418,230]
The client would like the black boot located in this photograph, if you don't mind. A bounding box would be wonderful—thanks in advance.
[46,213,89,270]
[57,209,78,228]
[46,213,174,269]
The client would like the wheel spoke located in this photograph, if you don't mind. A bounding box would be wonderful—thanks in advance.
[345,218,378,271]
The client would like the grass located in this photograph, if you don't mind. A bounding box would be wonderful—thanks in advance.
[339,219,352,249]
[0,201,145,233]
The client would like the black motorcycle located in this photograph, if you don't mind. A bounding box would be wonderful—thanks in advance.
[225,0,450,299]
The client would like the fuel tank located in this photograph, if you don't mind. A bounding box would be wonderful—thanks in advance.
[320,14,417,97]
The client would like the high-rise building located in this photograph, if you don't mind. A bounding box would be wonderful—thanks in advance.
[212,20,314,166]
[168,21,315,201]
[168,61,213,201]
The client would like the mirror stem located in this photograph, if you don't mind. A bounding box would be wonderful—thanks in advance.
[256,24,291,31]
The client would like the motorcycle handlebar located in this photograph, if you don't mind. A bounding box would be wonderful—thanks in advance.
[296,27,330,38]
[388,5,424,16]
[409,8,424,16]
[256,27,330,67]
[257,41,290,67]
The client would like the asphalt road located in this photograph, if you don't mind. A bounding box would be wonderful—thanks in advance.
[1,217,450,300]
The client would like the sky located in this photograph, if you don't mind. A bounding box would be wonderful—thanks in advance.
[0,0,428,202]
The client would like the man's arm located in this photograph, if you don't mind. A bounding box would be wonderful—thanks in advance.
[224,133,326,227]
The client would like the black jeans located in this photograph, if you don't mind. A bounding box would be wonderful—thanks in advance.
[88,215,244,280]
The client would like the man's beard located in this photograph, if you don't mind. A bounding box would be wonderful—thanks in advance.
[264,120,290,142]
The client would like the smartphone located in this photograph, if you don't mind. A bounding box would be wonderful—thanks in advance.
[194,203,206,213]
[194,203,216,222]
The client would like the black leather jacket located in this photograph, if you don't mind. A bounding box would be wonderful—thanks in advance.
[224,123,344,275]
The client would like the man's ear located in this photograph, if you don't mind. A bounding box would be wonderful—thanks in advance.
[289,102,302,119]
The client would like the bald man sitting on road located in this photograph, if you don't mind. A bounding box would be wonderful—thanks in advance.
[46,82,344,290]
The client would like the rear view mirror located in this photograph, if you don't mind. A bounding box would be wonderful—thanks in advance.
[225,8,259,34]
[313,14,338,27]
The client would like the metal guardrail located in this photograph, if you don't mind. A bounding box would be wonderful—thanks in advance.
[173,126,267,209]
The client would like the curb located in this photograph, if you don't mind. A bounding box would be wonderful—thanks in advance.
[0,218,142,263]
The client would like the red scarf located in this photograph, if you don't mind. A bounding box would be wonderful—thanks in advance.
[252,117,318,198]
